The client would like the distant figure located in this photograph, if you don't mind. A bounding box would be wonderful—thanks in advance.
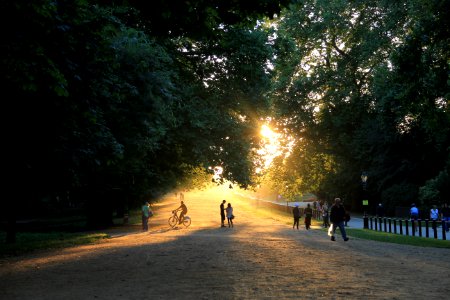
[304,204,313,230]
[293,205,301,230]
[410,203,419,232]
[220,200,226,228]
[141,201,150,231]
[430,205,439,230]
[175,201,188,224]
[329,198,349,242]
[376,203,385,217]
[226,203,234,228]
[441,203,450,232]
[180,192,184,201]
[322,202,330,228]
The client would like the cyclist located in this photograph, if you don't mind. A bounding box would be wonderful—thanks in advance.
[174,201,188,224]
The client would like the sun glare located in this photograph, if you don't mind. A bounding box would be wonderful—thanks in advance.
[258,124,283,171]
[261,125,276,139]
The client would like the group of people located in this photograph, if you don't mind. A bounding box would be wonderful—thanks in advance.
[142,192,450,240]
[410,202,450,232]
[141,200,187,231]
[292,198,349,241]
[220,200,234,228]
[292,203,314,230]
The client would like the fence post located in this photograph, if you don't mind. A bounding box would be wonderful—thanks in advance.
[370,217,373,230]
[405,219,409,236]
[393,219,397,234]
[384,218,387,232]
[363,214,369,229]
[418,219,422,237]
[388,218,392,233]
[425,220,429,238]
[442,221,447,241]
[433,220,437,239]
[374,218,378,231]
[399,219,403,235]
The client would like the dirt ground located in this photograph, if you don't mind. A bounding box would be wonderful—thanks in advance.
[1,187,449,300]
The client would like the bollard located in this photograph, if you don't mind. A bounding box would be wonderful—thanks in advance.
[433,220,437,239]
[418,219,422,237]
[363,214,369,229]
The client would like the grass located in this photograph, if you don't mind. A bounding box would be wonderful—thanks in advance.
[344,228,450,248]
[0,231,109,257]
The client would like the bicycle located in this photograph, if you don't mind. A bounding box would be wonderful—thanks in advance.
[168,210,191,228]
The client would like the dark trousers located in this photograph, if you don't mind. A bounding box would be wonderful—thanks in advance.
[142,215,149,231]
[293,217,300,229]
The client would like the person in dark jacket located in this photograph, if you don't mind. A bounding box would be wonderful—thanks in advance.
[304,203,313,230]
[329,198,349,241]
[293,205,301,230]
[220,200,226,228]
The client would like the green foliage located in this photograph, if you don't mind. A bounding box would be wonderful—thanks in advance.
[265,0,450,213]
[1,0,282,234]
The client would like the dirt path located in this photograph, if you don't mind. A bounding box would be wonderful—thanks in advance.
[1,187,449,299]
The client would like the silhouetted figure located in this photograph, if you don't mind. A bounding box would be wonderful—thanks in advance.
[293,205,300,230]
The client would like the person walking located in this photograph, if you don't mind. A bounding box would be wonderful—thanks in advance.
[293,204,301,230]
[329,198,349,241]
[220,200,226,228]
[142,201,150,231]
[304,203,313,230]
[410,203,419,232]
[226,203,234,228]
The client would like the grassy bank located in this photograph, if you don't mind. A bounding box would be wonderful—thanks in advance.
[344,228,450,248]
[0,232,109,257]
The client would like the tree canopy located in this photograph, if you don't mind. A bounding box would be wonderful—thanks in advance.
[1,0,448,241]
[264,0,449,214]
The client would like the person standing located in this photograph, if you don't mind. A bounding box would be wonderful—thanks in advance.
[293,205,301,230]
[226,203,234,228]
[220,200,226,228]
[142,201,150,231]
[376,203,385,217]
[430,205,439,230]
[329,198,349,241]
[304,203,313,230]
[441,203,450,232]
[322,201,330,228]
[410,203,419,232]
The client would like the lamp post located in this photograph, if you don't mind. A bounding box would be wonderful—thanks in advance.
[361,172,369,229]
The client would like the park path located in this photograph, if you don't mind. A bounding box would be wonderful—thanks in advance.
[0,186,449,299]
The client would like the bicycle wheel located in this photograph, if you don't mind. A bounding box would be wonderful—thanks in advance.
[183,217,191,228]
[168,216,178,228]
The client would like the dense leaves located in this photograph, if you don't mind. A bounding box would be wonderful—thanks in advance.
[1,0,287,235]
[266,0,450,215]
